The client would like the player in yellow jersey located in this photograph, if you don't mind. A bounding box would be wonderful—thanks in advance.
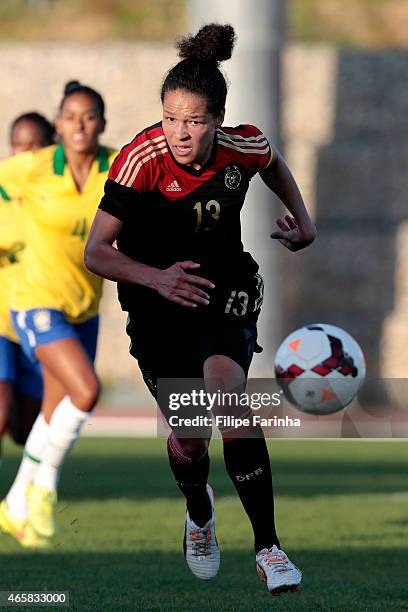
[10,112,56,155]
[0,81,117,547]
[0,112,55,548]
[0,113,55,451]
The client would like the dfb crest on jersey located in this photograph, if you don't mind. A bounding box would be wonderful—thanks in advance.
[224,165,241,190]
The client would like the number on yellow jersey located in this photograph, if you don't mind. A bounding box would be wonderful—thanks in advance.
[71,218,88,241]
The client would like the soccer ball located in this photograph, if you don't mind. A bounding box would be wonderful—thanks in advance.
[274,324,366,415]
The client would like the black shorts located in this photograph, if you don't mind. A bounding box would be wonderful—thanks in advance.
[126,307,261,399]
[125,269,264,398]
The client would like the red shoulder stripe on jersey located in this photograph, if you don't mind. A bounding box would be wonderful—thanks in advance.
[123,143,168,188]
[217,136,269,149]
[217,129,270,154]
[218,131,268,144]
[217,138,270,155]
[115,136,167,185]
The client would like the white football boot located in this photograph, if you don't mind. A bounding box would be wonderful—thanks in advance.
[183,484,220,580]
[256,544,302,595]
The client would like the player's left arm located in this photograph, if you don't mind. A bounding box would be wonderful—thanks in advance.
[259,150,316,252]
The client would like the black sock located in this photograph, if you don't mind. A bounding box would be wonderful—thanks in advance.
[223,429,280,552]
[167,435,212,527]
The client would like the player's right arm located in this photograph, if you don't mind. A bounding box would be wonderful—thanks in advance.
[85,209,213,308]
[86,136,213,307]
[84,207,165,291]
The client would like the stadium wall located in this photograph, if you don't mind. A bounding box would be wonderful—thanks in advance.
[1,43,406,390]
[282,46,408,378]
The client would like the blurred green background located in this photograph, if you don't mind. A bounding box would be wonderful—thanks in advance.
[0,0,406,46]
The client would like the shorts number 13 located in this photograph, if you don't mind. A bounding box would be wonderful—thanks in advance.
[225,290,249,316]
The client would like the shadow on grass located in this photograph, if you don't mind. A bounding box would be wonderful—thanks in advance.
[1,443,407,502]
[0,547,407,611]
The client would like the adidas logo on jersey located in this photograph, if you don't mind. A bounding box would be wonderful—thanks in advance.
[165,180,182,192]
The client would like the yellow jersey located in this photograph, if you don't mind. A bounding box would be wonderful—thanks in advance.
[0,185,24,342]
[0,144,117,324]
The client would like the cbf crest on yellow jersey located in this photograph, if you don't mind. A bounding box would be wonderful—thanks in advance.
[0,183,25,341]
[0,144,117,323]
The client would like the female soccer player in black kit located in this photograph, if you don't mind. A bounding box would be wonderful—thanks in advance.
[85,24,316,596]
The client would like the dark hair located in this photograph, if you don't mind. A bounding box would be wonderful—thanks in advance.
[59,80,105,120]
[10,112,55,146]
[161,23,236,117]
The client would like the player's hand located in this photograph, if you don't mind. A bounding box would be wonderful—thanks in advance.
[153,261,215,308]
[270,215,316,252]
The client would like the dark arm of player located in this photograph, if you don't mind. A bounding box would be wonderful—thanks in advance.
[84,210,214,308]
[259,150,316,251]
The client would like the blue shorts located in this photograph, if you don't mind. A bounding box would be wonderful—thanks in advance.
[11,309,99,365]
[0,335,43,400]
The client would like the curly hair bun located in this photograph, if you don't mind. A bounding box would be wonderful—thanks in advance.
[64,80,82,96]
[176,23,236,65]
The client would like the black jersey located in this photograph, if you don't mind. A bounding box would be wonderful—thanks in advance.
[99,121,274,316]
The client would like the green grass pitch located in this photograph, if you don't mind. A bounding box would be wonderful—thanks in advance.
[1,438,407,611]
